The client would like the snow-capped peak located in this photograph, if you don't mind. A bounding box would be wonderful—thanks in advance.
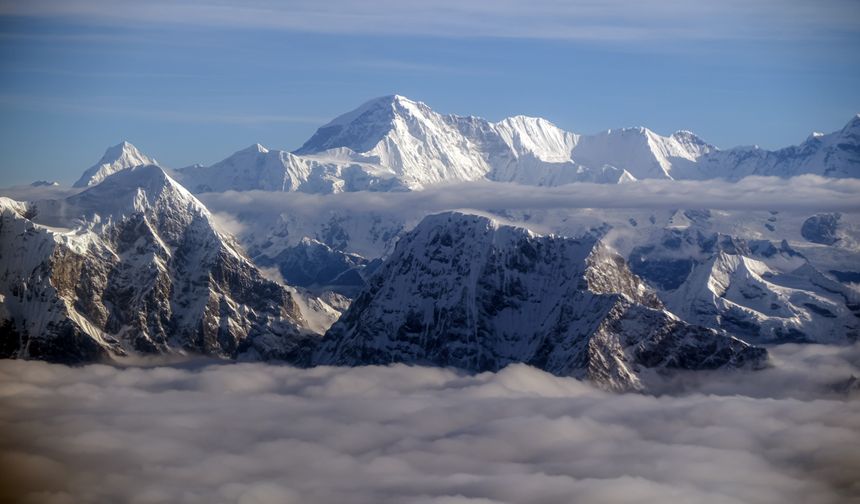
[321,94,418,128]
[840,113,860,134]
[67,164,212,230]
[171,98,860,196]
[73,141,158,188]
[238,143,269,154]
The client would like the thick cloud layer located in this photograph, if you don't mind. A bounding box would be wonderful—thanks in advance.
[199,176,860,219]
[1,344,858,504]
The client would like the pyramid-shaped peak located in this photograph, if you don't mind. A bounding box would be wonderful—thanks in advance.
[100,140,147,162]
[235,143,269,155]
[81,164,172,192]
[74,141,158,187]
[294,95,433,155]
[841,113,860,133]
[322,94,423,128]
[71,164,205,219]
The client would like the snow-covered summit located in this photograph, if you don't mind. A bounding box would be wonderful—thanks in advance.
[842,113,860,133]
[169,98,860,194]
[64,164,211,231]
[73,141,157,188]
[1,165,323,364]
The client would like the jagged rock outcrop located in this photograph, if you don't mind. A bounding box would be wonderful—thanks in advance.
[73,141,157,187]
[0,166,317,364]
[315,212,766,390]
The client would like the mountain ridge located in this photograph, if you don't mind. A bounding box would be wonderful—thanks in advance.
[172,97,860,193]
[315,211,767,390]
[1,165,324,364]
[74,141,158,188]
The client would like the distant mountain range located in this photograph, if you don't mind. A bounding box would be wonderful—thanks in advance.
[73,96,860,192]
[2,96,859,391]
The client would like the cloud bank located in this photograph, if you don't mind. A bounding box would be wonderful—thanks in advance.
[199,176,860,220]
[1,344,858,504]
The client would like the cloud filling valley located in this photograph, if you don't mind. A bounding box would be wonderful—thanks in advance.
[1,344,858,504]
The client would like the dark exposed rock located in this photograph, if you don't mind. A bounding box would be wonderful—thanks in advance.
[0,166,314,364]
[801,213,841,245]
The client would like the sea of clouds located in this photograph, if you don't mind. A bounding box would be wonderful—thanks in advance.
[1,344,858,504]
[199,175,860,217]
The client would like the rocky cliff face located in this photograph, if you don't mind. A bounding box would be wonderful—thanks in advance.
[315,212,766,390]
[0,166,317,364]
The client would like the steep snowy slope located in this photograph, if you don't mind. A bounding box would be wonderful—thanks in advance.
[664,252,859,344]
[73,141,158,187]
[315,212,766,391]
[572,128,715,180]
[627,226,859,344]
[177,142,411,194]
[296,95,493,187]
[0,165,320,364]
[178,96,634,193]
[177,143,409,193]
[178,143,309,192]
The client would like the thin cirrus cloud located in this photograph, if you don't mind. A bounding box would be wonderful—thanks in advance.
[2,0,859,42]
[0,94,327,125]
[0,344,857,504]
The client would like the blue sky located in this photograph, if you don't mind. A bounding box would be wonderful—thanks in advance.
[1,0,859,186]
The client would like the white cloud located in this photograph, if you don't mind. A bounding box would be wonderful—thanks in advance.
[198,176,860,218]
[0,344,858,504]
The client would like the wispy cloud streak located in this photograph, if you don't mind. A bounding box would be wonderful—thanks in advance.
[2,0,859,42]
[0,94,326,125]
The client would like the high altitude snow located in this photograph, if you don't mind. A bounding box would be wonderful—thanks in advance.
[74,140,158,188]
[174,96,860,193]
[2,96,859,390]
[0,165,326,363]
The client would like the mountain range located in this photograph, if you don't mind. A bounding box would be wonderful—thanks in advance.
[1,165,325,363]
[72,96,860,192]
[316,212,766,391]
[2,95,859,390]
[166,95,860,193]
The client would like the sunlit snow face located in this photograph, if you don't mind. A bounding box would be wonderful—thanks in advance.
[1,344,858,504]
